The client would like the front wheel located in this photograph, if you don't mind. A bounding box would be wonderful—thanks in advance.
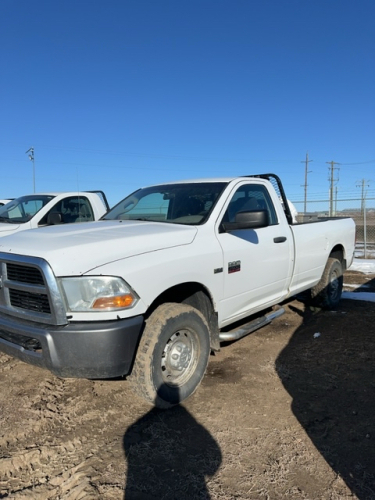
[310,257,343,309]
[129,303,211,408]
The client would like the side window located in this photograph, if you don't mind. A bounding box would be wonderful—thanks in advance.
[60,197,94,223]
[223,184,278,225]
[40,196,95,226]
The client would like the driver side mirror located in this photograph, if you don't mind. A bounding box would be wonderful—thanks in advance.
[220,210,269,233]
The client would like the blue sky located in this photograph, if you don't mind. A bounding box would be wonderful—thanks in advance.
[1,0,374,211]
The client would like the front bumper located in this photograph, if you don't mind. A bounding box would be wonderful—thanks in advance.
[0,312,144,379]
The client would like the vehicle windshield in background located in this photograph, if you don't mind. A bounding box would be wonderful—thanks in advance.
[103,182,228,225]
[0,195,55,224]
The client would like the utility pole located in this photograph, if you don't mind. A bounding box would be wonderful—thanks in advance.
[335,186,338,214]
[301,152,312,213]
[357,179,370,258]
[357,178,370,215]
[326,160,340,216]
[25,147,35,193]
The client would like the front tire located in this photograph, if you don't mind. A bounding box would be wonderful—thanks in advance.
[129,303,211,408]
[310,257,343,309]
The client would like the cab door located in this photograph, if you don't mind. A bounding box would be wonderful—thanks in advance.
[216,181,293,326]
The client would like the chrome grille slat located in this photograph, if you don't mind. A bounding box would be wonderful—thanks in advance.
[0,252,68,326]
[6,263,45,285]
[9,289,51,314]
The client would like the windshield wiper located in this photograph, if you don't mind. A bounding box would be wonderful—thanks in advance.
[0,217,25,224]
[106,217,165,223]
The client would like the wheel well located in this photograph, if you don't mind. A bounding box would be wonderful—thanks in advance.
[146,282,220,351]
[330,245,346,270]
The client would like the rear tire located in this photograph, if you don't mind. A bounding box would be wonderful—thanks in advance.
[310,257,343,309]
[129,303,210,409]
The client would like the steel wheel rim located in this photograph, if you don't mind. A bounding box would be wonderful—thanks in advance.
[329,269,341,300]
[161,329,198,386]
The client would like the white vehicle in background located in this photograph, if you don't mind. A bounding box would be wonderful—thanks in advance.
[0,191,109,238]
[287,199,298,223]
[0,200,13,207]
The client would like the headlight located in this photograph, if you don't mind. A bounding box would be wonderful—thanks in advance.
[59,276,139,312]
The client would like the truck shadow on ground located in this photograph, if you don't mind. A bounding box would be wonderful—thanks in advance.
[348,276,375,293]
[123,397,222,499]
[276,297,375,499]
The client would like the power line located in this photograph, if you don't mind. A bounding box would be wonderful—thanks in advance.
[341,161,375,165]
[2,141,374,166]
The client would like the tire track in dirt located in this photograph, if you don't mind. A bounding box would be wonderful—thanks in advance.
[1,448,101,499]
[0,439,93,493]
[0,384,108,499]
[0,361,104,498]
[0,357,134,499]
[1,376,91,450]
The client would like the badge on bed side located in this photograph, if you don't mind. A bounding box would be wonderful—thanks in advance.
[228,261,241,274]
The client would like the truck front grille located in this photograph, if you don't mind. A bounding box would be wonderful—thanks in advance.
[7,263,45,285]
[0,253,68,326]
[9,289,51,314]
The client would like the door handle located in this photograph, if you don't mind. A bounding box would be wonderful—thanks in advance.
[274,236,287,243]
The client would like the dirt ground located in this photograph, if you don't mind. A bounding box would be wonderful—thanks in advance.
[1,269,375,500]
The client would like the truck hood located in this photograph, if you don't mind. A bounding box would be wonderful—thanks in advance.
[0,220,197,276]
[0,222,20,235]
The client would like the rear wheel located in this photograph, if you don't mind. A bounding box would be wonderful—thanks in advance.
[310,257,343,309]
[129,303,211,408]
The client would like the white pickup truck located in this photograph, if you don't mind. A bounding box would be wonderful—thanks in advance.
[0,191,109,238]
[0,174,355,408]
[0,199,13,206]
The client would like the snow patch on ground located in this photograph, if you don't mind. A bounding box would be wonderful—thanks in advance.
[342,258,375,302]
[348,258,375,274]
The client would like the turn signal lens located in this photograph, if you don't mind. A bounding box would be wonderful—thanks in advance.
[92,294,135,309]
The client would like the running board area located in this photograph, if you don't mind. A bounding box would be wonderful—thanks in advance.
[219,307,285,342]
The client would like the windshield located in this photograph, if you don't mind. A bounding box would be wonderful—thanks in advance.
[0,195,55,224]
[103,182,228,225]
